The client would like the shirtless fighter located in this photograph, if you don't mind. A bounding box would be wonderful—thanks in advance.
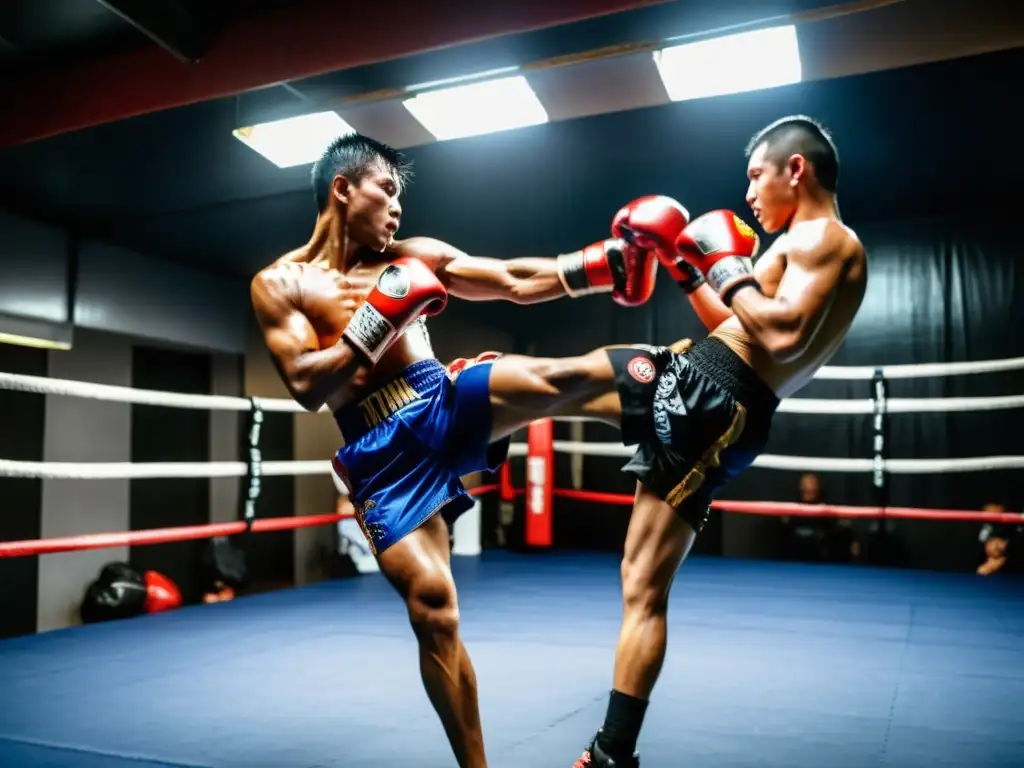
[251,133,660,768]
[572,115,867,766]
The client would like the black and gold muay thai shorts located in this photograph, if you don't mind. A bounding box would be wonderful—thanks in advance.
[606,336,780,533]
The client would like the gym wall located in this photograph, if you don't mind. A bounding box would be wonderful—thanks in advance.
[0,209,250,637]
[0,209,249,354]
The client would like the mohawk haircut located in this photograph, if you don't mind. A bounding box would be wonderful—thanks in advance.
[746,115,840,193]
[311,133,413,211]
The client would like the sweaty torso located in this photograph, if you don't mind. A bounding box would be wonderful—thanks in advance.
[710,218,867,399]
[273,243,440,411]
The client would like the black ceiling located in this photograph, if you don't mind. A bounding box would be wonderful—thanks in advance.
[0,0,292,74]
[0,1,1019,280]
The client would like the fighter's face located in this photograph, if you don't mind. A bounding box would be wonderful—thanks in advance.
[343,164,402,251]
[745,143,798,234]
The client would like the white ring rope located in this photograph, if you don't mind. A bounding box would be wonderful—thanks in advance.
[779,394,1024,414]
[1,354,1024,416]
[2,449,1021,480]
[0,353,1021,481]
[0,459,334,480]
[814,356,1024,380]
[513,442,1024,473]
[550,392,1024,418]
[0,372,311,413]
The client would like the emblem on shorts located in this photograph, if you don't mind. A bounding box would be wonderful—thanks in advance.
[627,356,656,384]
[377,264,410,299]
[653,370,686,445]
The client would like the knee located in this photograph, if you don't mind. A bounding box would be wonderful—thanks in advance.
[621,557,670,617]
[407,575,460,644]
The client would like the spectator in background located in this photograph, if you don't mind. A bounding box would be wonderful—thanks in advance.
[778,472,820,560]
[806,473,860,563]
[799,471,822,505]
[780,473,860,563]
[977,504,1017,576]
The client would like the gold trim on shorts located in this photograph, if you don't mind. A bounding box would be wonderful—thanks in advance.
[356,376,420,429]
[669,338,694,355]
[664,402,747,509]
[354,500,380,556]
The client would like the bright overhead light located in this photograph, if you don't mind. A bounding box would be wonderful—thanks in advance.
[654,25,802,102]
[233,111,355,168]
[402,75,549,141]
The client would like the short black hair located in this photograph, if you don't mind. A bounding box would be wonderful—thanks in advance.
[311,133,412,211]
[746,115,839,193]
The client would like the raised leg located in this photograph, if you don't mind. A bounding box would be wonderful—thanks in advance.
[377,514,487,767]
[486,346,633,440]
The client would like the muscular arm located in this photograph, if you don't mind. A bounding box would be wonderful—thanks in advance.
[250,270,363,412]
[728,227,852,363]
[400,237,566,304]
[685,284,734,331]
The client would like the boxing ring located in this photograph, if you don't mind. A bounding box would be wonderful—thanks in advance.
[0,357,1023,767]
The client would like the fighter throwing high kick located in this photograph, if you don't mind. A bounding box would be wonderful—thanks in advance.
[253,114,866,768]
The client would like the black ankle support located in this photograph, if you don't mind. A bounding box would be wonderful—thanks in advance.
[599,690,648,758]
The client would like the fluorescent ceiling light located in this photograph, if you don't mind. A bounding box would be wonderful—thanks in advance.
[654,25,802,102]
[233,111,355,168]
[402,75,548,141]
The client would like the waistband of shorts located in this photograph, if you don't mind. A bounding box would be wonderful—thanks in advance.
[687,337,780,413]
[333,359,447,442]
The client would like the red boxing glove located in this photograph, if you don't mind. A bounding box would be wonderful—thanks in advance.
[611,195,690,257]
[555,239,657,307]
[612,195,705,291]
[143,571,182,614]
[342,256,448,363]
[675,210,761,305]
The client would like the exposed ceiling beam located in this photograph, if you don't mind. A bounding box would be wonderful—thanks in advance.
[0,0,671,148]
[94,0,211,63]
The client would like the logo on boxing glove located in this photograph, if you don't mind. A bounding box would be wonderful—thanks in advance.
[377,264,411,300]
[732,214,757,242]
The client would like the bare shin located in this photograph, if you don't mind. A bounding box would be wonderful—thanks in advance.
[487,346,631,439]
[378,515,487,768]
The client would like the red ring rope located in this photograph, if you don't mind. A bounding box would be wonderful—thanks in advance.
[0,513,346,558]
[1,482,1019,558]
[552,489,1024,523]
[712,499,1024,523]
[0,484,500,558]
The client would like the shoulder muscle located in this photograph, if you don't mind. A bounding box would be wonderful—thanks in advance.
[789,219,861,268]
[391,236,459,271]
[251,263,302,326]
